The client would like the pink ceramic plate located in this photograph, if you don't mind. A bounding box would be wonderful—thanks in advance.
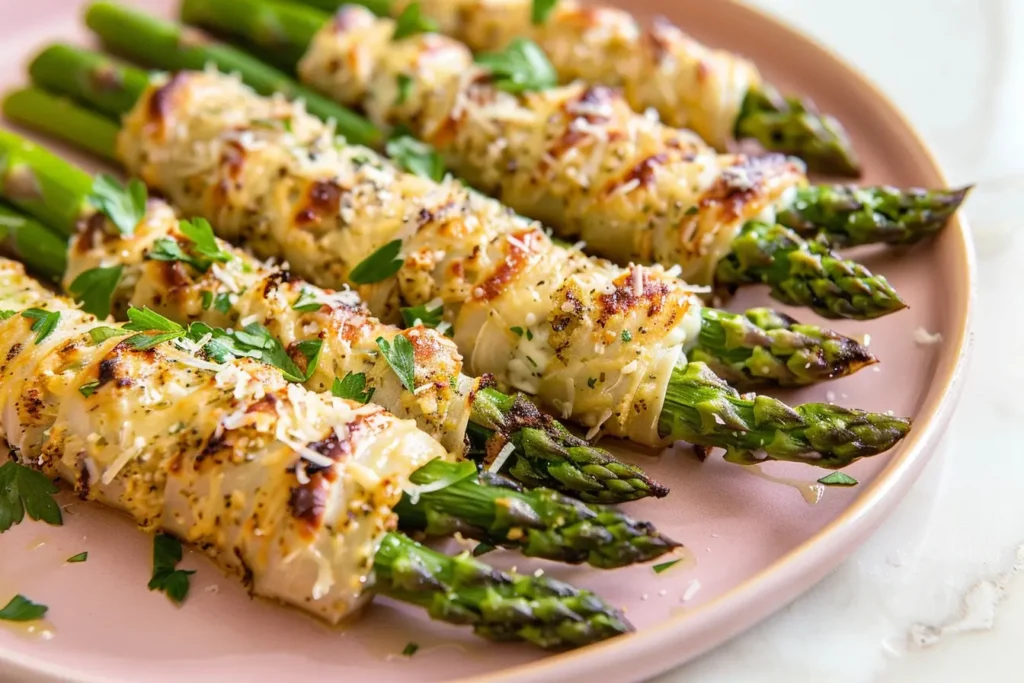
[0,0,974,681]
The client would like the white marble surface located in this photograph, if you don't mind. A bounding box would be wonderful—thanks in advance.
[658,1,1024,681]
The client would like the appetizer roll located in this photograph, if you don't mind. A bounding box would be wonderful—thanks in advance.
[0,259,446,623]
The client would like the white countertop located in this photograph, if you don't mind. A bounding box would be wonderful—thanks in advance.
[659,1,1024,681]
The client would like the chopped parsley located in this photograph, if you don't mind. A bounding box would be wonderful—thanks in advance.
[122,306,187,350]
[392,2,437,40]
[385,134,446,182]
[817,472,859,487]
[621,330,633,342]
[401,642,420,657]
[67,265,123,319]
[20,308,60,344]
[291,289,323,313]
[332,372,375,404]
[200,290,214,310]
[531,0,558,24]
[652,559,681,574]
[67,552,88,563]
[349,239,404,284]
[401,301,446,331]
[587,377,597,389]
[148,218,231,273]
[213,292,233,314]
[472,542,496,557]
[87,174,147,236]
[0,310,15,320]
[78,381,101,398]
[475,38,557,93]
[396,73,414,105]
[88,326,126,344]
[0,461,62,533]
[376,335,416,391]
[0,594,47,622]
[147,534,195,605]
[223,324,323,383]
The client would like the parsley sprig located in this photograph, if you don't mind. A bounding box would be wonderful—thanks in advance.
[400,301,450,336]
[20,308,60,344]
[87,174,147,236]
[0,461,62,533]
[475,38,558,93]
[147,534,195,604]
[68,265,123,319]
[148,218,232,273]
[0,594,48,622]
[332,372,375,404]
[349,239,404,284]
[376,335,416,391]
[386,133,446,182]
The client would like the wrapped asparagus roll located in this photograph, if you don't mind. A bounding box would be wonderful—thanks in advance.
[0,261,634,643]
[288,0,856,175]
[5,69,910,465]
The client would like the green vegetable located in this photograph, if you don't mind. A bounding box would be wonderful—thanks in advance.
[88,326,126,344]
[78,381,101,398]
[20,308,60,344]
[148,218,231,273]
[87,174,146,235]
[291,288,322,313]
[401,642,420,657]
[0,310,14,320]
[652,559,681,574]
[400,301,446,330]
[0,461,63,533]
[0,594,48,622]
[67,552,89,563]
[396,74,413,105]
[817,471,858,487]
[147,534,196,604]
[332,372,375,404]
[385,134,445,181]
[475,38,558,94]
[531,0,558,24]
[376,335,416,391]
[67,264,123,319]
[349,239,404,284]
[391,2,437,40]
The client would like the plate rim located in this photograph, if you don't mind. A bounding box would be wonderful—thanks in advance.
[0,1,976,681]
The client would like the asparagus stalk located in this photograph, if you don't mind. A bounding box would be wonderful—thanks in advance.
[715,221,905,320]
[395,458,679,568]
[106,1,961,251]
[736,85,861,178]
[373,531,632,647]
[659,362,909,470]
[777,184,973,247]
[0,201,67,281]
[8,69,911,465]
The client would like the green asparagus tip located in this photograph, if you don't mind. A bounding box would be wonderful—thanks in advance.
[778,184,973,247]
[737,85,861,177]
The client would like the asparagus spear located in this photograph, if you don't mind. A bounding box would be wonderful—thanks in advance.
[99,1,962,251]
[373,531,632,647]
[777,184,973,247]
[715,221,905,320]
[0,202,67,281]
[6,75,911,466]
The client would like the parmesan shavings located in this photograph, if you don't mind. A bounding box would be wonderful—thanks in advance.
[913,327,943,346]
[487,441,516,474]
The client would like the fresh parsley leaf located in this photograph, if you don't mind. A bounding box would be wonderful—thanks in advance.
[213,292,233,314]
[475,38,557,93]
[396,74,413,105]
[385,134,445,182]
[531,0,558,24]
[401,301,445,330]
[200,290,214,310]
[292,339,324,382]
[653,559,681,574]
[68,265,123,319]
[0,461,62,533]
[392,2,437,40]
[221,323,322,383]
[587,377,597,389]
[147,534,195,605]
[0,310,15,321]
[407,458,476,489]
[472,542,496,557]
[88,326,127,344]
[122,306,186,350]
[376,335,416,392]
[817,472,858,487]
[148,218,231,273]
[20,308,60,344]
[78,381,101,398]
[67,552,88,563]
[349,239,404,284]
[621,330,632,342]
[332,373,375,404]
[0,594,47,622]
[291,289,323,313]
[87,174,147,236]
[401,642,420,657]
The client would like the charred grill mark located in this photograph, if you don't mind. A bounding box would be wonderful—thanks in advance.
[606,153,668,196]
[294,180,343,229]
[20,388,44,421]
[260,270,292,297]
[550,289,582,333]
[597,269,672,326]
[97,357,120,387]
[698,154,797,223]
[6,342,23,363]
[75,456,91,498]
[288,479,329,528]
[472,229,541,301]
